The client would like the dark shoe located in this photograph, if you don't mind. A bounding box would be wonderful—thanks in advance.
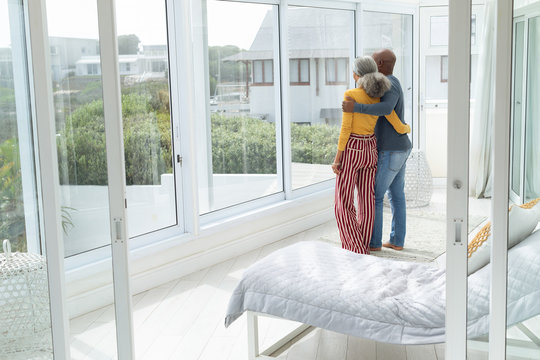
[382,242,403,251]
[369,247,382,252]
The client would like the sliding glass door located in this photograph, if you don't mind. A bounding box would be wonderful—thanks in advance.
[0,1,53,358]
[506,10,540,359]
[45,0,125,357]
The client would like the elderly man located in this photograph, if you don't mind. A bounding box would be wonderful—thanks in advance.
[342,49,412,251]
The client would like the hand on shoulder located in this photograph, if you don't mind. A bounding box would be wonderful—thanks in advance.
[342,96,356,112]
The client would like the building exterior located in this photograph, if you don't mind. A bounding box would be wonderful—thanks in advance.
[225,7,351,125]
[75,44,168,82]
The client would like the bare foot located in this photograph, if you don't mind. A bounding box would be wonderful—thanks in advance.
[382,242,403,251]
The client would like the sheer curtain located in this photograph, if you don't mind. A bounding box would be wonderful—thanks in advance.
[469,0,495,198]
[525,17,540,200]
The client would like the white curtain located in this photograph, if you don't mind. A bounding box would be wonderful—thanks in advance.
[469,0,496,198]
[525,17,540,200]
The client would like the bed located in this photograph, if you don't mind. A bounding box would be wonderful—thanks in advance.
[224,229,540,358]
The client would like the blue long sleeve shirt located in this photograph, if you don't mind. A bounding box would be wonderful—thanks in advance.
[353,75,412,152]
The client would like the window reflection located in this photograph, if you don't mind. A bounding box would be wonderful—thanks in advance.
[288,7,354,190]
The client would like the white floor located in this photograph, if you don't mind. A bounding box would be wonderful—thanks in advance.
[69,220,538,359]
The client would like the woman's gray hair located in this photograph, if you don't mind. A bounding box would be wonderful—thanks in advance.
[353,56,391,98]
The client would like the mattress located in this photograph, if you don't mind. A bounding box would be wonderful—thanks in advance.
[224,230,540,344]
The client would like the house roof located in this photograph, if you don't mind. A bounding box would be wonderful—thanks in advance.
[224,7,352,61]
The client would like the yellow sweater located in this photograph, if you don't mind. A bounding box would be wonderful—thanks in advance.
[337,88,411,151]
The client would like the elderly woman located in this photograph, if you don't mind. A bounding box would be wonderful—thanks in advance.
[332,56,410,254]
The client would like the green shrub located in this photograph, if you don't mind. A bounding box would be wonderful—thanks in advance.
[211,115,339,174]
[291,123,339,165]
[56,89,339,183]
[58,94,171,185]
[0,138,26,252]
[211,114,277,174]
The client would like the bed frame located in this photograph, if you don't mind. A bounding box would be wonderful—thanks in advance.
[247,311,312,359]
[247,311,540,359]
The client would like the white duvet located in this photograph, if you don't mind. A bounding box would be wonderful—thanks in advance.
[224,230,540,344]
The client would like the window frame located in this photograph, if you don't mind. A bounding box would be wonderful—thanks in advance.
[325,57,348,85]
[289,58,310,85]
[252,59,274,85]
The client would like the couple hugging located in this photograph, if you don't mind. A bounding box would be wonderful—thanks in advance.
[332,49,412,255]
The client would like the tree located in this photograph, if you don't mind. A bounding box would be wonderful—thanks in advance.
[208,45,246,95]
[118,34,140,55]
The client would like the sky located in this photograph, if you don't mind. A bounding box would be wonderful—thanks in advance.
[206,1,269,49]
[0,0,268,50]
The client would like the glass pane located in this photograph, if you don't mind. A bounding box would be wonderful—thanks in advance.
[201,0,281,213]
[0,1,53,357]
[49,1,111,256]
[506,15,540,358]
[336,58,347,83]
[467,3,495,358]
[430,16,448,46]
[300,59,309,83]
[326,58,336,83]
[46,0,118,357]
[362,11,413,144]
[115,0,177,238]
[290,59,299,83]
[511,21,525,197]
[289,7,354,189]
[254,61,263,83]
[264,60,272,83]
[524,17,540,202]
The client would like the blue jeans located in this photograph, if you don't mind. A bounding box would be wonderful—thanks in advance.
[369,149,411,248]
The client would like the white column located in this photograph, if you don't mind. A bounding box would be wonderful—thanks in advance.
[446,0,471,359]
[26,0,70,358]
[96,0,134,358]
[489,0,513,358]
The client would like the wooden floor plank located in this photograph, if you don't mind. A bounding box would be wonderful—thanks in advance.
[434,343,445,359]
[406,344,438,360]
[315,330,348,360]
[286,328,321,360]
[376,342,407,360]
[346,335,376,360]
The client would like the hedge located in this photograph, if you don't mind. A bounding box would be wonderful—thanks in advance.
[57,95,339,183]
[57,93,172,186]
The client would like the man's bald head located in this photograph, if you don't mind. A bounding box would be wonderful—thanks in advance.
[372,49,396,76]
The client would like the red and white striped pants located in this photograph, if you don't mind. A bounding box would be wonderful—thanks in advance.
[335,134,377,254]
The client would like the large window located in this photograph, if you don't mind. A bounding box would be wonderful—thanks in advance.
[288,6,354,190]
[362,11,413,140]
[115,0,178,238]
[47,0,177,257]
[1,0,53,357]
[200,0,281,214]
[47,0,111,257]
[1,0,41,254]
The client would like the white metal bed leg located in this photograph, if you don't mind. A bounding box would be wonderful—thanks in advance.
[247,311,260,360]
[246,311,313,359]
[516,323,540,347]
